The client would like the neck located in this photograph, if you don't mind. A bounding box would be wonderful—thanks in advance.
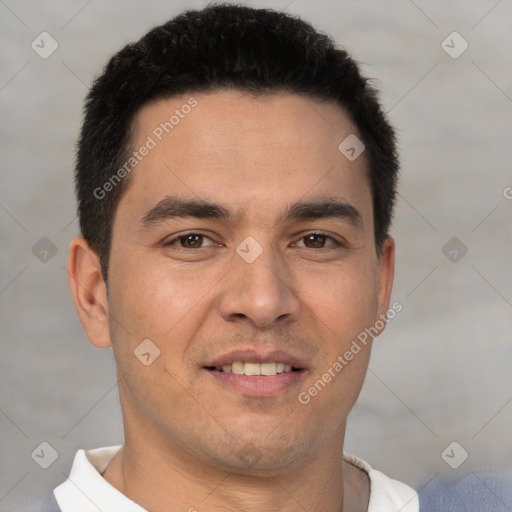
[102,432,354,512]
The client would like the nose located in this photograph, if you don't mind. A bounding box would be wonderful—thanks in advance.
[217,243,301,329]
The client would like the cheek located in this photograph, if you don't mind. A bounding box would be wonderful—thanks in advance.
[296,267,377,425]
[298,261,379,343]
[110,254,220,344]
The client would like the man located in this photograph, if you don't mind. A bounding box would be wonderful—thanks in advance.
[31,4,419,511]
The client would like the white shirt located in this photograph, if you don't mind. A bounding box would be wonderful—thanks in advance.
[53,446,419,512]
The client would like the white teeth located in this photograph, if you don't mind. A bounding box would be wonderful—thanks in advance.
[244,362,260,376]
[261,362,277,376]
[217,361,295,376]
[232,361,244,375]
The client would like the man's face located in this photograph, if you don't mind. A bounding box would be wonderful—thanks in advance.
[105,91,393,474]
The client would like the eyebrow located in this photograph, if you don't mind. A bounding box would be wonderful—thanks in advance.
[139,195,363,230]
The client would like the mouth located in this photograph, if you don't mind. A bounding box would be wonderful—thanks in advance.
[202,350,307,396]
[205,361,303,376]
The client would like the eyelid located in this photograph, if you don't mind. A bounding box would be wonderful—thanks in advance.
[292,231,343,248]
[163,231,218,248]
[162,230,345,250]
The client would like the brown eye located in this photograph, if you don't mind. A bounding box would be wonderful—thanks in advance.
[179,234,204,248]
[164,233,216,249]
[303,233,328,248]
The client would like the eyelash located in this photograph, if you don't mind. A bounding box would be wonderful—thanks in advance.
[163,231,343,250]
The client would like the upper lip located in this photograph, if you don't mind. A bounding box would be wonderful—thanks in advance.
[205,349,307,370]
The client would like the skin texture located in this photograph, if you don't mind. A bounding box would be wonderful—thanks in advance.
[68,91,395,512]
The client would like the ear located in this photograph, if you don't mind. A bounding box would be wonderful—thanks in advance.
[67,237,111,348]
[374,236,395,333]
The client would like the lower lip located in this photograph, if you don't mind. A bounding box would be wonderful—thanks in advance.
[204,369,306,396]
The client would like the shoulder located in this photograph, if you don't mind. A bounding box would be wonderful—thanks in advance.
[343,453,419,512]
[419,471,512,512]
[5,491,61,512]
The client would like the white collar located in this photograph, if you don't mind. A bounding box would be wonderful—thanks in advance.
[54,445,144,512]
[54,445,418,512]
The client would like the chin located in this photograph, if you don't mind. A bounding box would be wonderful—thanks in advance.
[204,433,312,477]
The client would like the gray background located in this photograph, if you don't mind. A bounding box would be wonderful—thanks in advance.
[1,0,511,508]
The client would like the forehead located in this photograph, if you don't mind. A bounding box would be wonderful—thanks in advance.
[133,90,359,155]
[119,90,371,224]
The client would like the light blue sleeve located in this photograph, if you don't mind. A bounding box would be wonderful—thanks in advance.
[3,491,62,512]
[419,472,512,511]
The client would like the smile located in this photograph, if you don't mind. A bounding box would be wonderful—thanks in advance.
[208,361,299,376]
